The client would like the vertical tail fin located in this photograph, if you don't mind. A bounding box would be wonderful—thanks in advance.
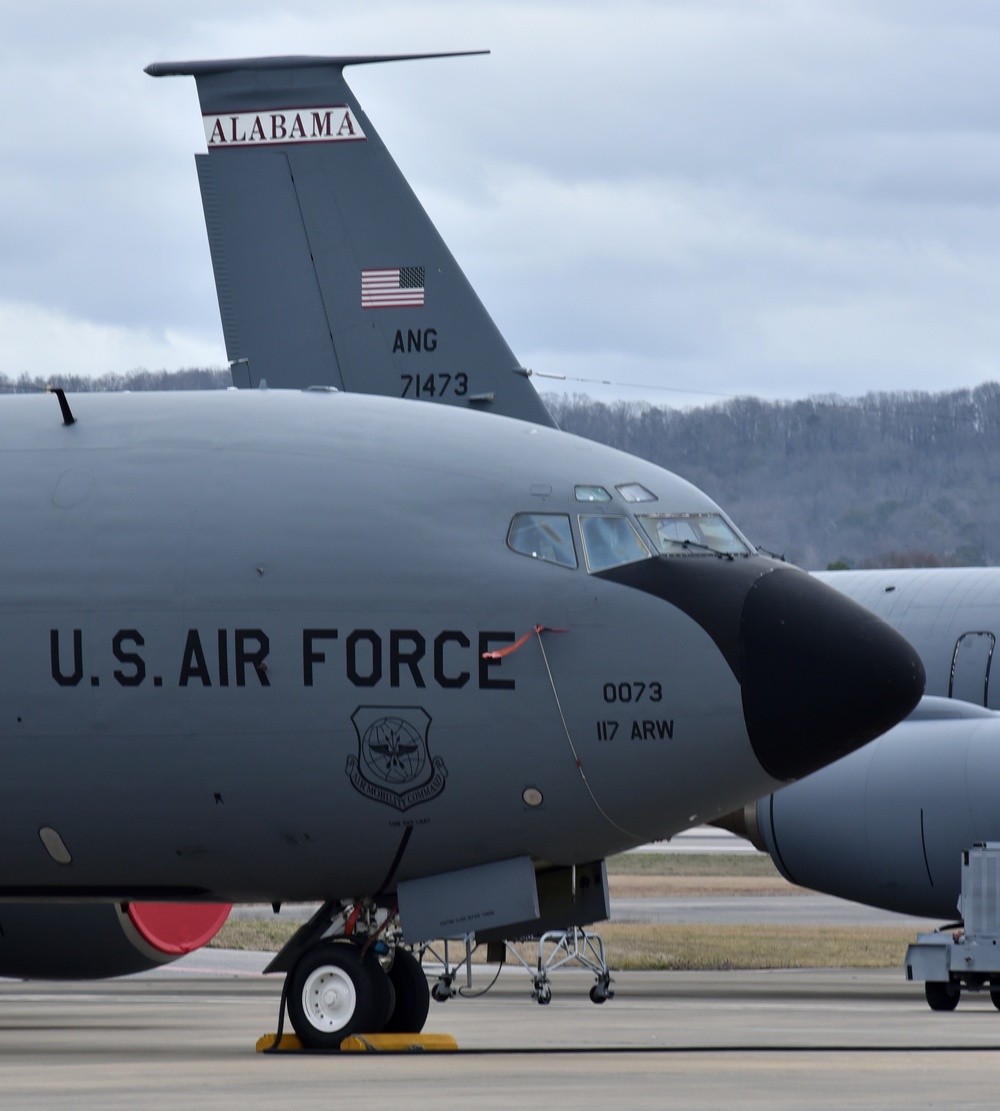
[147,55,555,426]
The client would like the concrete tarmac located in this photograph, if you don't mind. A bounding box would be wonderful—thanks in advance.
[2,963,999,1110]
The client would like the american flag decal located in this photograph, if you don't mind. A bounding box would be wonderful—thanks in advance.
[361,266,426,308]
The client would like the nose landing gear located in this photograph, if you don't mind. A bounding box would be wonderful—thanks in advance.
[271,904,614,1050]
[286,940,403,1050]
[275,904,432,1051]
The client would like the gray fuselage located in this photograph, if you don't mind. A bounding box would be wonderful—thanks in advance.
[0,390,921,904]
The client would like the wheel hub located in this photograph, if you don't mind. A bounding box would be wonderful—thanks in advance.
[303,966,358,1031]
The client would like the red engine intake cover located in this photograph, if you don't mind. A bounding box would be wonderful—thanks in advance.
[125,903,232,955]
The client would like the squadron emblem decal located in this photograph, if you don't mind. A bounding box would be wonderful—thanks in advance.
[347,706,447,811]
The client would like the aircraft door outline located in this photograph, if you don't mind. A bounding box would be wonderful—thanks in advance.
[949,630,996,707]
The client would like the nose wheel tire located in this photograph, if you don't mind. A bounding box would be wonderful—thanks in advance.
[383,947,431,1033]
[287,942,391,1050]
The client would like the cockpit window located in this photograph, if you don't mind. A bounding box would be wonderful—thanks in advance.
[507,513,578,569]
[579,516,651,572]
[616,483,657,503]
[637,513,753,557]
[575,485,612,502]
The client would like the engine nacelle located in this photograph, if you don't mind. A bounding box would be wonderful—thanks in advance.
[0,902,231,979]
[727,698,1000,921]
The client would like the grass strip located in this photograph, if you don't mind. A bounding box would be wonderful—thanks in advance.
[606,852,778,877]
[595,922,918,970]
[210,918,299,952]
[210,919,921,970]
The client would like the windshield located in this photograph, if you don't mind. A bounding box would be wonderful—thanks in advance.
[578,516,651,572]
[637,513,753,557]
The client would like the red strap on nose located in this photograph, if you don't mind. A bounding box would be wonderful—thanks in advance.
[481,625,568,659]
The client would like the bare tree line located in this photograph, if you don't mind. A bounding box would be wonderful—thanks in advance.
[4,367,994,569]
[0,367,232,394]
[546,383,1000,570]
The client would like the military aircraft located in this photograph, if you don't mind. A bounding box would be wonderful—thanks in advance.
[0,53,925,1049]
[725,567,1000,921]
[156,52,1000,943]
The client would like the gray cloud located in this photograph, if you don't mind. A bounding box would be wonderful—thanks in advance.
[3,1,1000,403]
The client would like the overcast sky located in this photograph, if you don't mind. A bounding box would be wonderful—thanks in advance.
[3,1,1000,406]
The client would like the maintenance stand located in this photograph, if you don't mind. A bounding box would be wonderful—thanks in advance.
[906,841,1000,1011]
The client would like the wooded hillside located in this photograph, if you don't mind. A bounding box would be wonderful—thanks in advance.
[4,368,994,570]
[548,385,1000,570]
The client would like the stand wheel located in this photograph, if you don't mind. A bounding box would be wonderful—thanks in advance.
[431,977,454,1002]
[925,981,960,1012]
[990,987,1000,1012]
[535,983,552,1005]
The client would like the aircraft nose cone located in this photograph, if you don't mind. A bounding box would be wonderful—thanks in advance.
[739,568,925,781]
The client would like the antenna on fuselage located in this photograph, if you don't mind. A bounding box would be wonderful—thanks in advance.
[46,386,76,426]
